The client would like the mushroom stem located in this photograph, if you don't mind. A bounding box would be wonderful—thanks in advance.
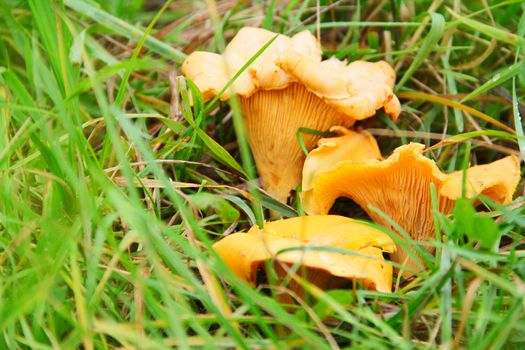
[240,83,352,202]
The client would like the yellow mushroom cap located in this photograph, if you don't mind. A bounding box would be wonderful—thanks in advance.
[182,27,322,100]
[303,142,520,272]
[182,27,401,203]
[213,215,395,293]
[301,127,382,213]
[275,52,401,120]
[441,157,520,203]
[182,27,400,120]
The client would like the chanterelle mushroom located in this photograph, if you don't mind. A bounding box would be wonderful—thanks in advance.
[182,27,400,202]
[213,215,395,295]
[303,142,520,272]
[301,127,382,213]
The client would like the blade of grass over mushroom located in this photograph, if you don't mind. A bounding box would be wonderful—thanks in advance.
[229,93,264,225]
[396,12,445,89]
[366,206,433,275]
[447,7,525,47]
[430,183,443,247]
[296,128,336,156]
[397,91,516,133]
[63,0,187,63]
[439,146,470,344]
[461,142,471,199]
[259,194,298,218]
[274,244,408,273]
[202,34,279,115]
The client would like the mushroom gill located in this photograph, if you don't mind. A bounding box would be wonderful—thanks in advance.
[212,215,395,298]
[303,142,521,272]
[182,27,400,203]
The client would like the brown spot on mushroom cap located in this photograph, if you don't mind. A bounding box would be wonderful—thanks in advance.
[303,142,520,274]
[213,215,395,295]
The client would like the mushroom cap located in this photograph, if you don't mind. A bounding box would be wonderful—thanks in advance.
[302,141,520,271]
[213,215,395,293]
[305,143,520,217]
[182,27,321,100]
[301,127,382,212]
[182,26,401,121]
[181,51,255,100]
[301,127,382,188]
[275,52,401,120]
[441,156,520,203]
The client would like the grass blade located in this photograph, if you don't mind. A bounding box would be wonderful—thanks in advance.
[448,7,525,47]
[461,61,522,103]
[196,129,247,176]
[397,12,445,89]
[63,0,187,63]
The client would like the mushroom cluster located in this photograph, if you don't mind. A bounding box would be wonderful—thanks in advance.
[184,26,522,296]
[183,27,400,202]
[302,130,520,273]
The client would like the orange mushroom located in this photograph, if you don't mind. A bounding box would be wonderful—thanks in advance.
[303,142,521,272]
[182,27,400,203]
[213,215,395,296]
[301,127,382,213]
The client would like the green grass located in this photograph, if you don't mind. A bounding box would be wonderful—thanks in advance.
[1,0,525,348]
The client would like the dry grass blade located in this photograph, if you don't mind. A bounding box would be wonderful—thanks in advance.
[397,91,516,133]
[453,276,484,347]
[112,177,252,199]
